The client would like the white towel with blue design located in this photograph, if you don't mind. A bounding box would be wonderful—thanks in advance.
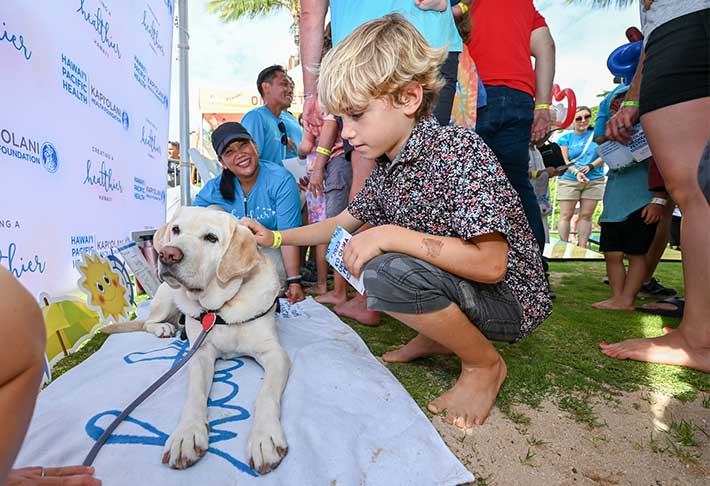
[15,297,473,486]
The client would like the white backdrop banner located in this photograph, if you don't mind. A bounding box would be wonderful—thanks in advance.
[0,0,174,299]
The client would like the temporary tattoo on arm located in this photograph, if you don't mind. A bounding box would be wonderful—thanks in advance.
[422,238,443,258]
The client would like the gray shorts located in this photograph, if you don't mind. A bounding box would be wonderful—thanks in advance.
[362,253,524,343]
[324,155,353,218]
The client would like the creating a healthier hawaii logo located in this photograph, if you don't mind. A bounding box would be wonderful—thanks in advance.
[141,4,165,57]
[1,127,59,174]
[76,0,122,60]
[1,18,32,61]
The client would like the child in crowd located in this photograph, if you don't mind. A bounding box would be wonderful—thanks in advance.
[243,14,551,428]
[298,116,352,299]
[592,83,667,311]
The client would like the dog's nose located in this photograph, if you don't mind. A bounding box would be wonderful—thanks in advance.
[159,246,183,265]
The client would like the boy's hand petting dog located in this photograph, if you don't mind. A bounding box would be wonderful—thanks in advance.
[343,226,390,277]
[241,218,274,248]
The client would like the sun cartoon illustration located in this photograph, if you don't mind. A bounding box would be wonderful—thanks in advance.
[77,252,131,322]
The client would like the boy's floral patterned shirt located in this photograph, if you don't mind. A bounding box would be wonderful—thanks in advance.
[348,116,552,336]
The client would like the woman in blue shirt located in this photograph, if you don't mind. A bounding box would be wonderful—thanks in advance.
[193,122,305,303]
[555,106,605,248]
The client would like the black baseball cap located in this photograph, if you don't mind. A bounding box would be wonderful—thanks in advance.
[211,122,254,158]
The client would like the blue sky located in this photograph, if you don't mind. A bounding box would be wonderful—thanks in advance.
[167,0,640,140]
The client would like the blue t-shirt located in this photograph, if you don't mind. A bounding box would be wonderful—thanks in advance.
[330,0,462,52]
[600,160,655,223]
[193,162,301,231]
[593,83,630,140]
[558,131,604,181]
[241,106,303,166]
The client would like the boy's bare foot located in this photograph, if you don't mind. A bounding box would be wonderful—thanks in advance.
[428,356,507,428]
[382,334,452,363]
[334,295,380,326]
[600,328,710,372]
[591,298,634,311]
[315,290,348,305]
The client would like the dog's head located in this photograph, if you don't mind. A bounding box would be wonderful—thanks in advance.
[153,206,262,293]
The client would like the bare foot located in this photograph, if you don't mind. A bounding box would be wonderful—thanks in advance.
[427,356,507,428]
[382,334,453,363]
[600,329,710,372]
[334,295,380,326]
[306,284,328,296]
[315,290,348,306]
[591,298,634,311]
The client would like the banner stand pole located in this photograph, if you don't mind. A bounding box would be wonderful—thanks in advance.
[178,0,192,206]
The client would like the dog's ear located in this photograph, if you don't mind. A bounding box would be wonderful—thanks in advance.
[216,223,262,282]
[153,208,180,251]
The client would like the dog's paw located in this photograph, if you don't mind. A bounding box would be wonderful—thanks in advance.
[145,322,176,338]
[246,422,288,475]
[162,421,210,469]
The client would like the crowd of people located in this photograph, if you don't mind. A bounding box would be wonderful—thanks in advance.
[2,1,708,484]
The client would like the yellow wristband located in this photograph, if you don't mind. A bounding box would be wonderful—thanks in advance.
[271,230,282,249]
[534,104,551,110]
[457,2,469,15]
[316,146,332,157]
[530,170,540,179]
[622,100,640,107]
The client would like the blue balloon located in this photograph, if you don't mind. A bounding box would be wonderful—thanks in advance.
[607,40,643,83]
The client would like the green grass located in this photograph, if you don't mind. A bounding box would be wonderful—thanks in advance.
[339,261,709,424]
[51,261,710,426]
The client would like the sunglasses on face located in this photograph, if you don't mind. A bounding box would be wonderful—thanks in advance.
[277,121,288,146]
[575,114,592,122]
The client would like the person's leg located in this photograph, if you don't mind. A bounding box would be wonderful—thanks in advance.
[334,151,381,323]
[363,254,515,427]
[601,99,710,371]
[643,200,675,279]
[557,200,577,242]
[593,252,626,309]
[476,87,546,256]
[316,273,348,305]
[389,305,506,428]
[432,51,459,126]
[310,243,329,295]
[577,198,599,248]
[594,254,646,310]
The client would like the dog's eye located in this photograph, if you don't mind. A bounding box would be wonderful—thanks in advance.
[204,233,219,243]
[172,226,180,235]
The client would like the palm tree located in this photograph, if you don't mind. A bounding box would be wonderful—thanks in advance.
[207,0,302,62]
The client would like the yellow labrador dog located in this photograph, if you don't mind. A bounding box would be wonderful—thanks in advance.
[103,206,289,473]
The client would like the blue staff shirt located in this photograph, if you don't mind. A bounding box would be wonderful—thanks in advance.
[193,161,301,231]
[241,106,303,166]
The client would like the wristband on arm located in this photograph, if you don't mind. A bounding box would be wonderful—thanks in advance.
[534,103,551,111]
[650,197,668,206]
[316,146,332,157]
[586,163,595,171]
[621,100,640,107]
[271,230,282,249]
[456,1,469,14]
[286,275,302,285]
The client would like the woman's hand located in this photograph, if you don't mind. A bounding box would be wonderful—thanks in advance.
[343,226,390,277]
[5,466,100,485]
[579,164,591,174]
[302,97,323,137]
[307,168,325,197]
[240,218,274,248]
[606,105,639,144]
[286,283,305,304]
[575,171,589,183]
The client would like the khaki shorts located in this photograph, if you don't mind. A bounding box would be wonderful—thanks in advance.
[557,177,605,201]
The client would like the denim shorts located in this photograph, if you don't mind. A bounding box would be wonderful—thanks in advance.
[362,253,524,343]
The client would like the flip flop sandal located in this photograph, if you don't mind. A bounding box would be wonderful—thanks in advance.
[635,297,684,318]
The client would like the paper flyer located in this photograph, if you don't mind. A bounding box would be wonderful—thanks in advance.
[325,227,366,294]
[282,156,308,182]
[595,123,652,170]
[118,242,161,298]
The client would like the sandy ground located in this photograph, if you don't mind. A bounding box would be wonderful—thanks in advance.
[434,391,709,485]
